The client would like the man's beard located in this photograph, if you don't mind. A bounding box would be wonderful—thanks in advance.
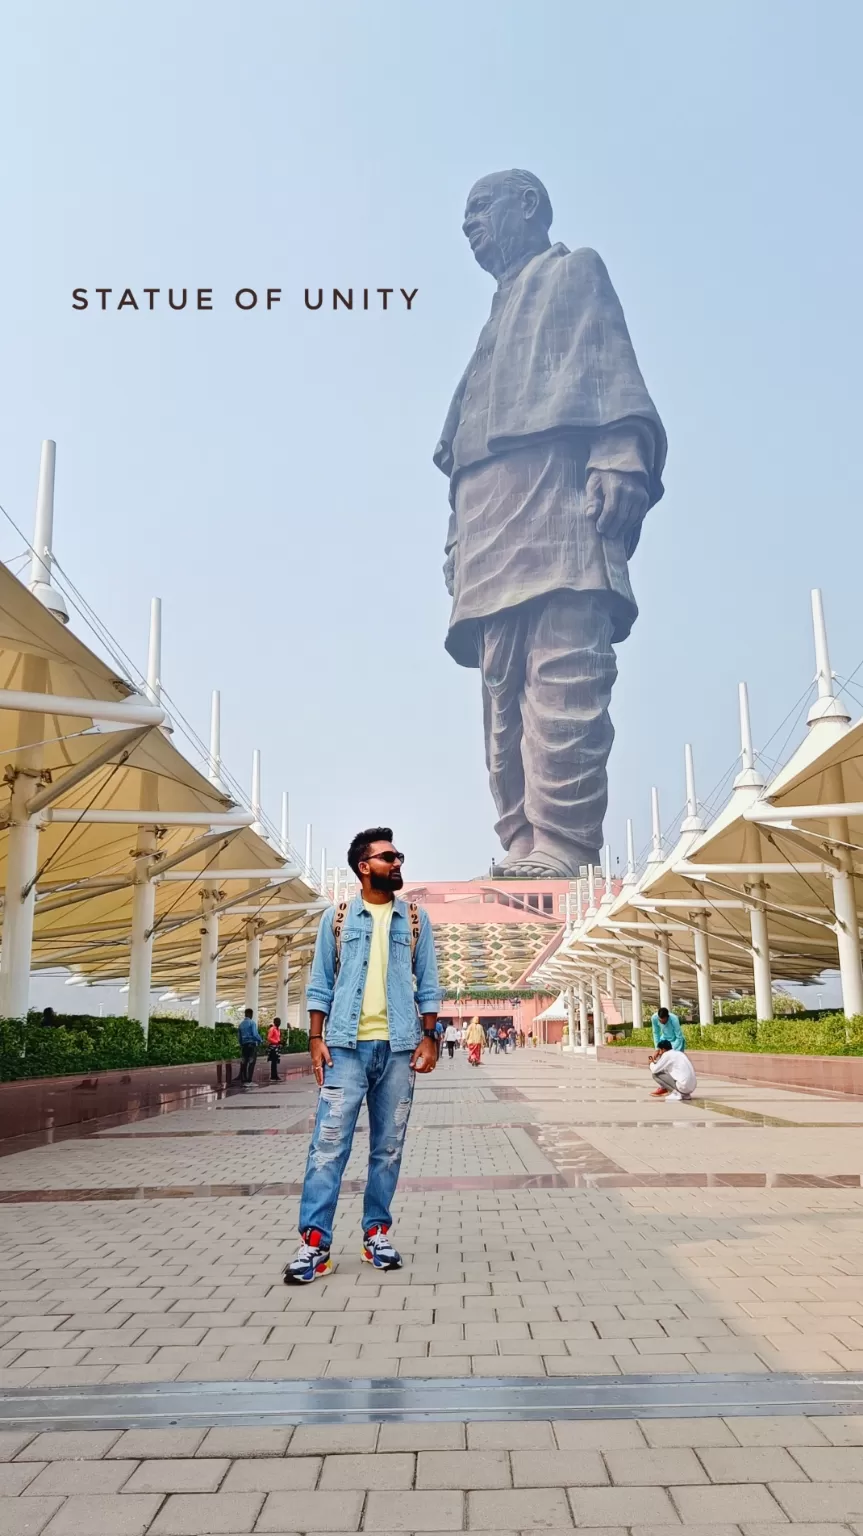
[370,870,403,894]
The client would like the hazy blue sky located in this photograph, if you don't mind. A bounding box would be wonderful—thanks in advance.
[1,0,861,891]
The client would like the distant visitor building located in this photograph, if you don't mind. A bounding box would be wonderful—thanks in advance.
[399,876,621,1042]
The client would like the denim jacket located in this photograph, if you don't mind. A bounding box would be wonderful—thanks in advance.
[306,896,441,1051]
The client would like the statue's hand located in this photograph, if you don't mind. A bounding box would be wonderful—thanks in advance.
[443,549,456,597]
[585,469,649,544]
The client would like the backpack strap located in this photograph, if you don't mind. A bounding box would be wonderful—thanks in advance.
[407,900,420,964]
[332,900,349,977]
[333,899,420,977]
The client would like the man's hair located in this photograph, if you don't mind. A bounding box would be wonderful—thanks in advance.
[244,1008,253,1017]
[656,1038,673,1052]
[347,826,393,877]
[505,168,553,232]
[657,1006,669,1019]
[273,1017,281,1027]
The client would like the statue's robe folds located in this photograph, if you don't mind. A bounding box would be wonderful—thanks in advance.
[434,243,667,669]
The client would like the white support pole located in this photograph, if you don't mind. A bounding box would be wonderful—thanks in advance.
[578,978,589,1053]
[320,846,327,899]
[128,830,157,1034]
[280,792,289,856]
[305,823,313,880]
[0,443,68,1013]
[0,774,41,1018]
[209,691,221,787]
[276,943,290,1024]
[749,880,774,1020]
[565,987,577,1053]
[651,787,663,860]
[586,864,597,918]
[298,961,312,1032]
[29,440,68,623]
[625,818,637,886]
[251,750,262,834]
[830,835,863,1019]
[739,682,755,769]
[630,956,643,1032]
[601,845,614,909]
[333,866,341,906]
[822,761,863,1019]
[692,911,714,1028]
[198,889,219,1028]
[245,923,261,1015]
[591,971,603,1045]
[657,933,672,1010]
[146,597,162,705]
[808,589,850,729]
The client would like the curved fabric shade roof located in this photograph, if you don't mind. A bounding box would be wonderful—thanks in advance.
[0,563,322,1009]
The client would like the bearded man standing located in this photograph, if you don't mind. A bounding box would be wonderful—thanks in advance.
[284,828,441,1283]
[435,170,667,878]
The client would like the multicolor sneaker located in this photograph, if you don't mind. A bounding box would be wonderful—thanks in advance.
[362,1225,402,1270]
[283,1230,333,1285]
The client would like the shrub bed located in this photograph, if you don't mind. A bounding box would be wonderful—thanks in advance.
[0,1016,310,1081]
[615,1015,863,1055]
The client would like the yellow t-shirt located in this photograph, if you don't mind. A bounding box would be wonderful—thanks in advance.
[356,900,392,1041]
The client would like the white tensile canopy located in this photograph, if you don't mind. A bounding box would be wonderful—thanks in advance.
[528,592,863,1042]
[0,551,323,1030]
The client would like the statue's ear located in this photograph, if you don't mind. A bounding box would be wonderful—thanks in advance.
[522,186,540,221]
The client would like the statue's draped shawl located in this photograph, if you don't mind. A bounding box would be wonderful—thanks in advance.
[434,244,667,507]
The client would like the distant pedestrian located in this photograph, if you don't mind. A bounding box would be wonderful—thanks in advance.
[435,1018,445,1060]
[267,1019,283,1082]
[465,1016,485,1066]
[488,1023,499,1054]
[651,1006,685,1053]
[444,1022,460,1061]
[238,1008,262,1087]
[650,1039,697,1101]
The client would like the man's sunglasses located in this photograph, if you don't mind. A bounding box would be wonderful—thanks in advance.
[367,850,404,865]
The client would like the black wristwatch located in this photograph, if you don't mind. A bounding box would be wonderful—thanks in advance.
[422,1028,437,1040]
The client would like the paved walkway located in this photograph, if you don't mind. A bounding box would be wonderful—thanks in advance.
[3,1048,863,1531]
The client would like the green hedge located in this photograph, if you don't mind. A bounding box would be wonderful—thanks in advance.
[614,1015,863,1056]
[0,1016,310,1082]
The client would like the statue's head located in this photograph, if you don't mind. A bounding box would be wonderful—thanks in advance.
[463,169,553,278]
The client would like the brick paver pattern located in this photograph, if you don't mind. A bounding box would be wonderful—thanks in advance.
[1,1414,863,1531]
[6,1051,863,1529]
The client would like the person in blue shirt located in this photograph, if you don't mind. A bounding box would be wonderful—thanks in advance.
[650,1006,685,1053]
[237,1008,262,1088]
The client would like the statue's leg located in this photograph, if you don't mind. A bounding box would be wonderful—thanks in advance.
[479,610,532,863]
[520,591,617,876]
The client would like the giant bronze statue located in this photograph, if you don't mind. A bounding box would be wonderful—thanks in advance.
[435,170,667,878]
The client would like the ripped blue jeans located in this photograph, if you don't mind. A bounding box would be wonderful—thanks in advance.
[298,1043,415,1248]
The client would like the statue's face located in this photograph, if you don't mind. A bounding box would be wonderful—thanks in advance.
[463,175,534,277]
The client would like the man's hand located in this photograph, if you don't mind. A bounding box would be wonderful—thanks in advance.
[410,1037,437,1074]
[585,469,648,544]
[443,550,456,597]
[310,1036,332,1086]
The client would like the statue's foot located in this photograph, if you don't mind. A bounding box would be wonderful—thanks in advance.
[496,851,575,880]
[491,833,534,878]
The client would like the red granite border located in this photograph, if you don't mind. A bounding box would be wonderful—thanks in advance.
[599,1044,863,1096]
